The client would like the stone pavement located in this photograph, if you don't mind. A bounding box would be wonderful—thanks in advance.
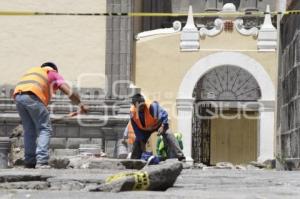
[0,165,300,198]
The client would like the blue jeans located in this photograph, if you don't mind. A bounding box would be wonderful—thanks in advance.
[15,93,52,165]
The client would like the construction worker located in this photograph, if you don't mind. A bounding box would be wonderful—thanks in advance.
[116,121,135,159]
[129,93,185,161]
[13,62,88,169]
[123,121,135,150]
[156,132,183,161]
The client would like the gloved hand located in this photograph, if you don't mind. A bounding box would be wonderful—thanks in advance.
[157,125,165,136]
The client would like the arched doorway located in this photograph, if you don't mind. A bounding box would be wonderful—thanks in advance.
[192,65,261,165]
[176,52,275,164]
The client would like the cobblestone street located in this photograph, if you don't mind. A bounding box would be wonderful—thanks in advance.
[0,166,300,199]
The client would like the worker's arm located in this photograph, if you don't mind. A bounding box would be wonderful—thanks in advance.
[59,83,88,114]
[151,102,169,134]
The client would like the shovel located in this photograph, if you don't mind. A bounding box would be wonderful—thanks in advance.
[51,111,79,123]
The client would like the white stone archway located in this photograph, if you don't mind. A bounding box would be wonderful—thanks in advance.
[176,52,275,164]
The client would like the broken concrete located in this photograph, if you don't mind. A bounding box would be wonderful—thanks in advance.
[215,162,235,169]
[49,180,85,191]
[0,164,299,198]
[55,156,146,170]
[0,181,49,190]
[0,174,50,183]
[49,157,70,169]
[249,161,267,169]
[9,124,23,139]
[90,160,183,192]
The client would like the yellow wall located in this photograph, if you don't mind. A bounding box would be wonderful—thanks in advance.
[135,30,277,131]
[0,0,106,88]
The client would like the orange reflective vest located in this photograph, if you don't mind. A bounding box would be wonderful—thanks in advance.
[130,100,160,131]
[127,122,135,145]
[14,67,54,106]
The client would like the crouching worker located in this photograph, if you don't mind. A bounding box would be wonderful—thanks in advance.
[156,132,183,161]
[129,94,185,161]
[117,121,135,159]
[14,62,88,169]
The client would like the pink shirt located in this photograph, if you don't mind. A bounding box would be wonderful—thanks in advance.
[47,71,65,91]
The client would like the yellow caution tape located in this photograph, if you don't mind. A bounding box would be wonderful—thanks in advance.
[0,10,299,17]
[105,171,150,191]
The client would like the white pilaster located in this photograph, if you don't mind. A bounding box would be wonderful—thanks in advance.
[180,5,199,51]
[176,98,195,164]
[257,5,277,51]
[257,100,275,162]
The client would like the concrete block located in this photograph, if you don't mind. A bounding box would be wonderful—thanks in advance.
[66,138,90,149]
[49,138,67,149]
[104,140,117,158]
[90,138,103,148]
[79,144,102,155]
[54,126,80,138]
[53,149,78,156]
[102,127,119,140]
[80,127,102,138]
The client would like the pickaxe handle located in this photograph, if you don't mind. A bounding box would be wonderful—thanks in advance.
[52,111,79,122]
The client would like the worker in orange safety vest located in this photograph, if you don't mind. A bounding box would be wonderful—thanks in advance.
[129,93,185,161]
[14,62,88,169]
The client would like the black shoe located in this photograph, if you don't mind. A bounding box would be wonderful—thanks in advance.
[178,156,186,162]
[24,163,36,169]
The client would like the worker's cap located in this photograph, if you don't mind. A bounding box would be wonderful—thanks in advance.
[131,93,145,105]
[41,62,58,72]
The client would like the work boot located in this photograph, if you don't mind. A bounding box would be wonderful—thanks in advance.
[24,163,36,169]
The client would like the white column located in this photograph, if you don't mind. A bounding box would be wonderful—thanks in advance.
[258,100,275,162]
[176,98,195,164]
[277,0,286,12]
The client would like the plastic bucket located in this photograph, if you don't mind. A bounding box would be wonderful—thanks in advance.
[0,139,11,168]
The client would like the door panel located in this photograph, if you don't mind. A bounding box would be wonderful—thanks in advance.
[210,111,258,165]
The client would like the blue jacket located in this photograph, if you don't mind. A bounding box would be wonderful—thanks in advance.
[130,101,168,142]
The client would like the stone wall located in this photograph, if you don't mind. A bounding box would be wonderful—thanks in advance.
[0,84,130,157]
[278,0,300,169]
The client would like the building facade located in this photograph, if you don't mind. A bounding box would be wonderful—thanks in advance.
[134,0,278,164]
[0,0,131,157]
[277,0,300,169]
[0,0,281,164]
